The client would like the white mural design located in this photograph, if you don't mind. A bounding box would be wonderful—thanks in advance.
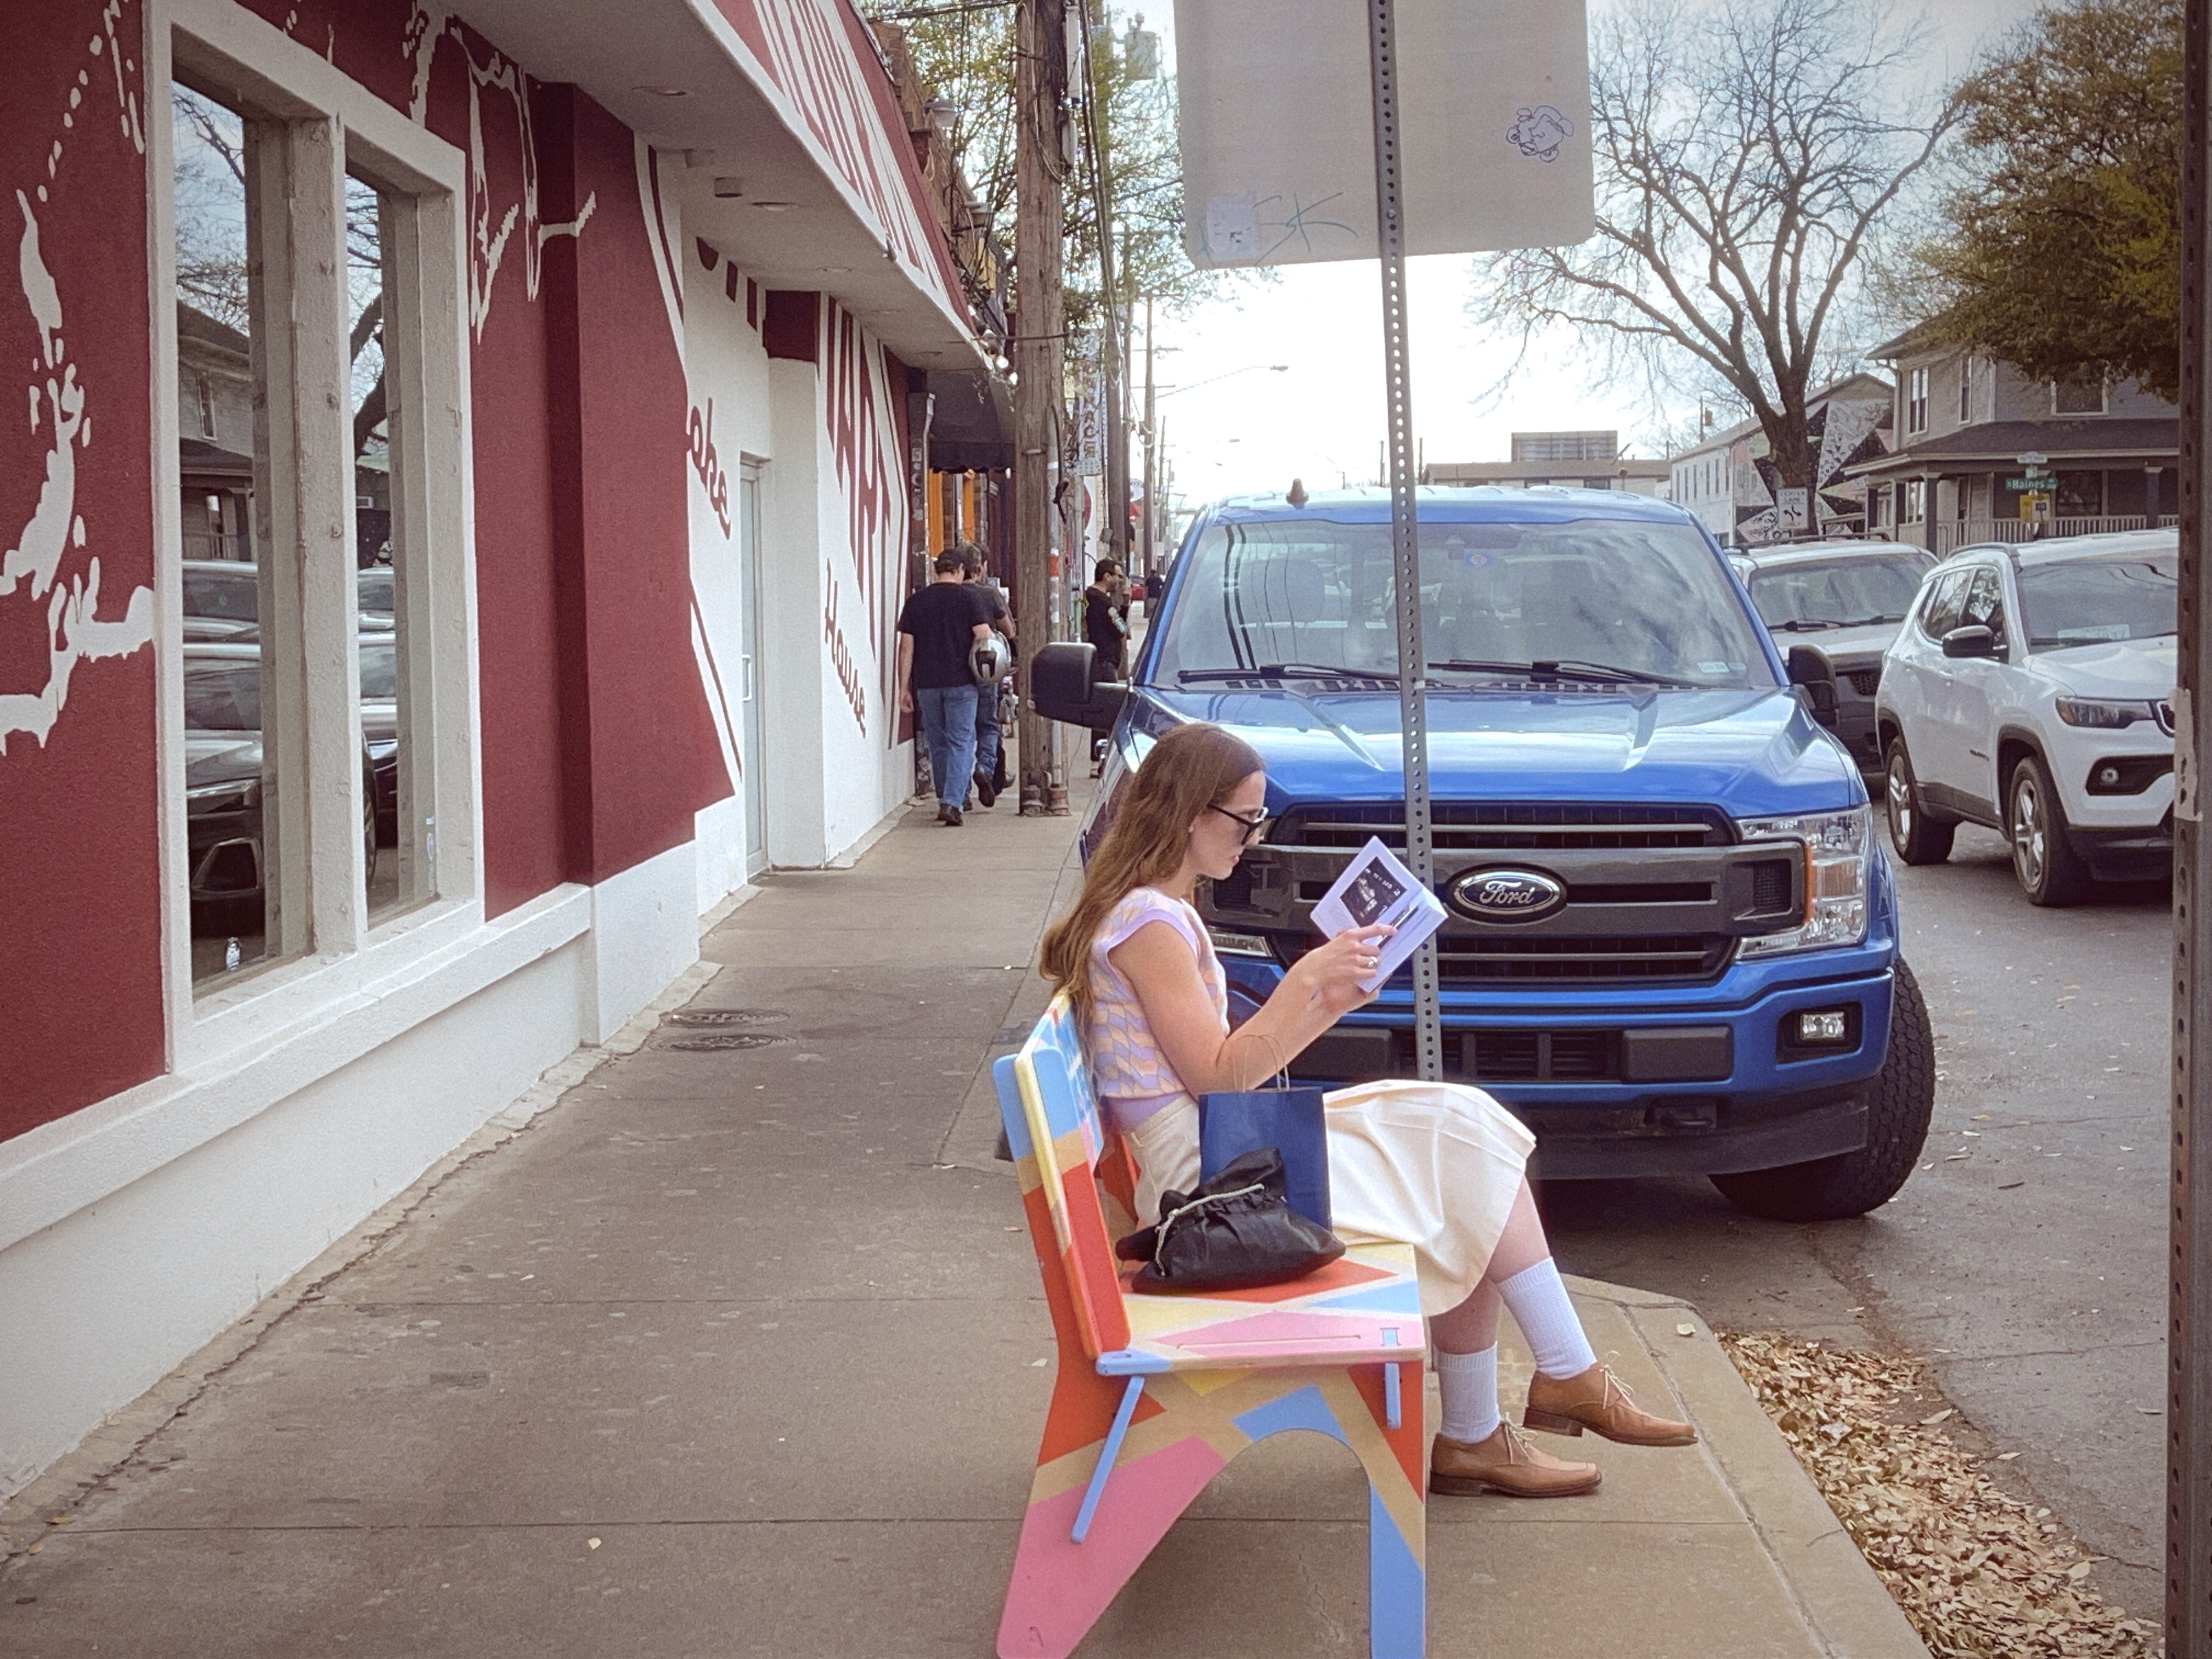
[2,10,154,753]
[404,1,595,338]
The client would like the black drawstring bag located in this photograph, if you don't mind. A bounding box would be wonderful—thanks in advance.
[1116,1147,1345,1294]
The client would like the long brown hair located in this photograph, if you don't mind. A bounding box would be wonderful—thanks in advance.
[1040,722,1263,1022]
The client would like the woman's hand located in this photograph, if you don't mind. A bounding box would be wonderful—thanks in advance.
[1286,925,1393,1019]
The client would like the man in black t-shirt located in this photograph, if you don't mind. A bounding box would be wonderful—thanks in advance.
[1082,558,1128,676]
[896,549,994,825]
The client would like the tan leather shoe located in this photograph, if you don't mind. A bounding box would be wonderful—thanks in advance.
[1523,1363,1696,1446]
[1429,1423,1601,1498]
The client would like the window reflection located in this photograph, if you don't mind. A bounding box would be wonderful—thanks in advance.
[176,83,295,988]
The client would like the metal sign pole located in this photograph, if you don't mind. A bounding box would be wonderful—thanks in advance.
[1365,0,1443,1084]
[2174,2,2212,1647]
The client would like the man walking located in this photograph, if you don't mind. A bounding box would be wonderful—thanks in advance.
[1082,557,1129,677]
[896,550,994,826]
[960,543,1014,808]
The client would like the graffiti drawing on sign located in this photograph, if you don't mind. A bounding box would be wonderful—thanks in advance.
[2,5,155,753]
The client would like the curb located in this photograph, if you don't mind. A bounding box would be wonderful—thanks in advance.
[1568,1274,1931,1659]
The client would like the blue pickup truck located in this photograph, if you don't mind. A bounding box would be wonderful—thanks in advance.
[1033,486,1934,1221]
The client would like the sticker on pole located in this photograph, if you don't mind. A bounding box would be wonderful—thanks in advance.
[1176,0,1594,267]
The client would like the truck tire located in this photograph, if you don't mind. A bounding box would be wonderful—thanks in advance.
[1710,958,1936,1222]
[1884,736,1955,866]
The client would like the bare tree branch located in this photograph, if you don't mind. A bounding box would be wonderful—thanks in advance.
[1471,0,1956,491]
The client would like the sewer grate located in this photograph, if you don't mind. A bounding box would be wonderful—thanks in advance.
[663,1008,789,1027]
[664,1031,793,1052]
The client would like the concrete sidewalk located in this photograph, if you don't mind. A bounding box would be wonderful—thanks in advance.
[0,789,1927,1658]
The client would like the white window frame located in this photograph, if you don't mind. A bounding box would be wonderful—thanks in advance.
[151,0,484,1070]
[1905,366,1928,435]
[1903,478,1926,522]
[1957,358,1973,425]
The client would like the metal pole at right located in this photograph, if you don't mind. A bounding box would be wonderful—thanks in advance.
[1365,0,1443,1085]
[2175,1,2212,1650]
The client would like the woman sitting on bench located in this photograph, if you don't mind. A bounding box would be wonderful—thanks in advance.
[1040,721,1697,1498]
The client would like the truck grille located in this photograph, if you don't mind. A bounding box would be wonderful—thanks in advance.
[1435,933,1730,983]
[1466,1029,1621,1081]
[1271,801,1729,851]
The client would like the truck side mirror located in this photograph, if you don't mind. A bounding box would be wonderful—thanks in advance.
[1785,644,1839,730]
[1032,640,1127,733]
[1940,624,1996,660]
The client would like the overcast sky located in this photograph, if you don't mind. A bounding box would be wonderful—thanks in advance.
[1139,0,2044,512]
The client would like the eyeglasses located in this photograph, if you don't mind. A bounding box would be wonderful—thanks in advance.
[1207,804,1271,844]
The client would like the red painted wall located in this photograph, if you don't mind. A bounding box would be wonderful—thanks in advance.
[0,0,166,1141]
[0,0,733,1144]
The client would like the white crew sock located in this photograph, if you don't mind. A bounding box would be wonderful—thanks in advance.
[1498,1257,1598,1380]
[1435,1345,1500,1444]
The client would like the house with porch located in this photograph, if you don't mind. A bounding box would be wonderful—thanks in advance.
[1848,324,2179,553]
[1666,373,1894,545]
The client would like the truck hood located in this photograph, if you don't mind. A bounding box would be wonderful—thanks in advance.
[2025,634,2176,698]
[1770,620,1900,669]
[1128,685,1864,817]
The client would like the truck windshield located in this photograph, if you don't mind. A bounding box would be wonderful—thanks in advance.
[1747,552,1932,630]
[1151,516,1775,689]
[2018,552,2177,648]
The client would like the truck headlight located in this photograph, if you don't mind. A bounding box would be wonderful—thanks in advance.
[1735,806,1871,957]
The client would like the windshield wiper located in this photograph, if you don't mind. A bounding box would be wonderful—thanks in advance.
[1769,618,1843,632]
[1178,663,1400,685]
[1427,658,1701,688]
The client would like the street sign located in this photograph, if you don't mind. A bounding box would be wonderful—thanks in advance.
[1776,487,1810,532]
[1176,0,1593,267]
[2005,476,2053,493]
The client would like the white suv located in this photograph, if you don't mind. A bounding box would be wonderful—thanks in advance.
[1876,530,2176,905]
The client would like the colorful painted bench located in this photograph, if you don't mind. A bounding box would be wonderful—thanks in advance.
[992,995,1427,1658]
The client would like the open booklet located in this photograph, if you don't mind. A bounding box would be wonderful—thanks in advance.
[1307,836,1450,991]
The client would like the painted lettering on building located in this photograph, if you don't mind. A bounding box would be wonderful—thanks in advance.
[689,398,731,537]
[823,561,867,733]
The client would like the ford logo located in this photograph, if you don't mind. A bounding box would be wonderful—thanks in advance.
[1449,867,1567,923]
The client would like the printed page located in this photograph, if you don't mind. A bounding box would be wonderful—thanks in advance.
[1309,836,1449,990]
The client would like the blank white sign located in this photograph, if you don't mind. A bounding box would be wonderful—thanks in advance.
[1177,0,1594,266]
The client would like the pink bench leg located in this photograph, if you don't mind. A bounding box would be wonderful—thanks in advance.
[996,1367,1225,1659]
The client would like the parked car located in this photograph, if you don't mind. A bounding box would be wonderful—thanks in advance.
[358,633,398,841]
[1030,487,1936,1221]
[180,562,397,642]
[1876,529,2176,905]
[180,560,261,643]
[1730,541,1937,772]
[183,644,379,933]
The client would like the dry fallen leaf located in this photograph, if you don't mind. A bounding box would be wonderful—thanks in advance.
[1677,1322,1696,1337]
[586,1537,601,1550]
[1721,1333,2157,1659]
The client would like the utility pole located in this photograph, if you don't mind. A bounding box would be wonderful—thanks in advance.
[1077,0,1128,573]
[1141,293,1156,574]
[2175,4,2212,1648]
[1014,0,1068,814]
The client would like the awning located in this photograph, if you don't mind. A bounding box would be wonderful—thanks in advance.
[1845,418,2179,481]
[452,0,991,374]
[923,369,1013,473]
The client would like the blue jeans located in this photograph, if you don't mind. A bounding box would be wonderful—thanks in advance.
[917,683,979,810]
[974,681,1001,786]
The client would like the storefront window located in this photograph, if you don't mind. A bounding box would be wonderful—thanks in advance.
[174,81,302,989]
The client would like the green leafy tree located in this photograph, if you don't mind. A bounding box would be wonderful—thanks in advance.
[1917,0,2181,401]
[865,4,1225,334]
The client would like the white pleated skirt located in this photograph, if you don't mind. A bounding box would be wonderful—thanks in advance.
[1121,1078,1537,1316]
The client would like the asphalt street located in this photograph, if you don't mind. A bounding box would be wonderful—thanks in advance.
[1542,822,2171,1620]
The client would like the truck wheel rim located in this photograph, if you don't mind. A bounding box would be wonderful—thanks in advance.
[2012,776,2046,889]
